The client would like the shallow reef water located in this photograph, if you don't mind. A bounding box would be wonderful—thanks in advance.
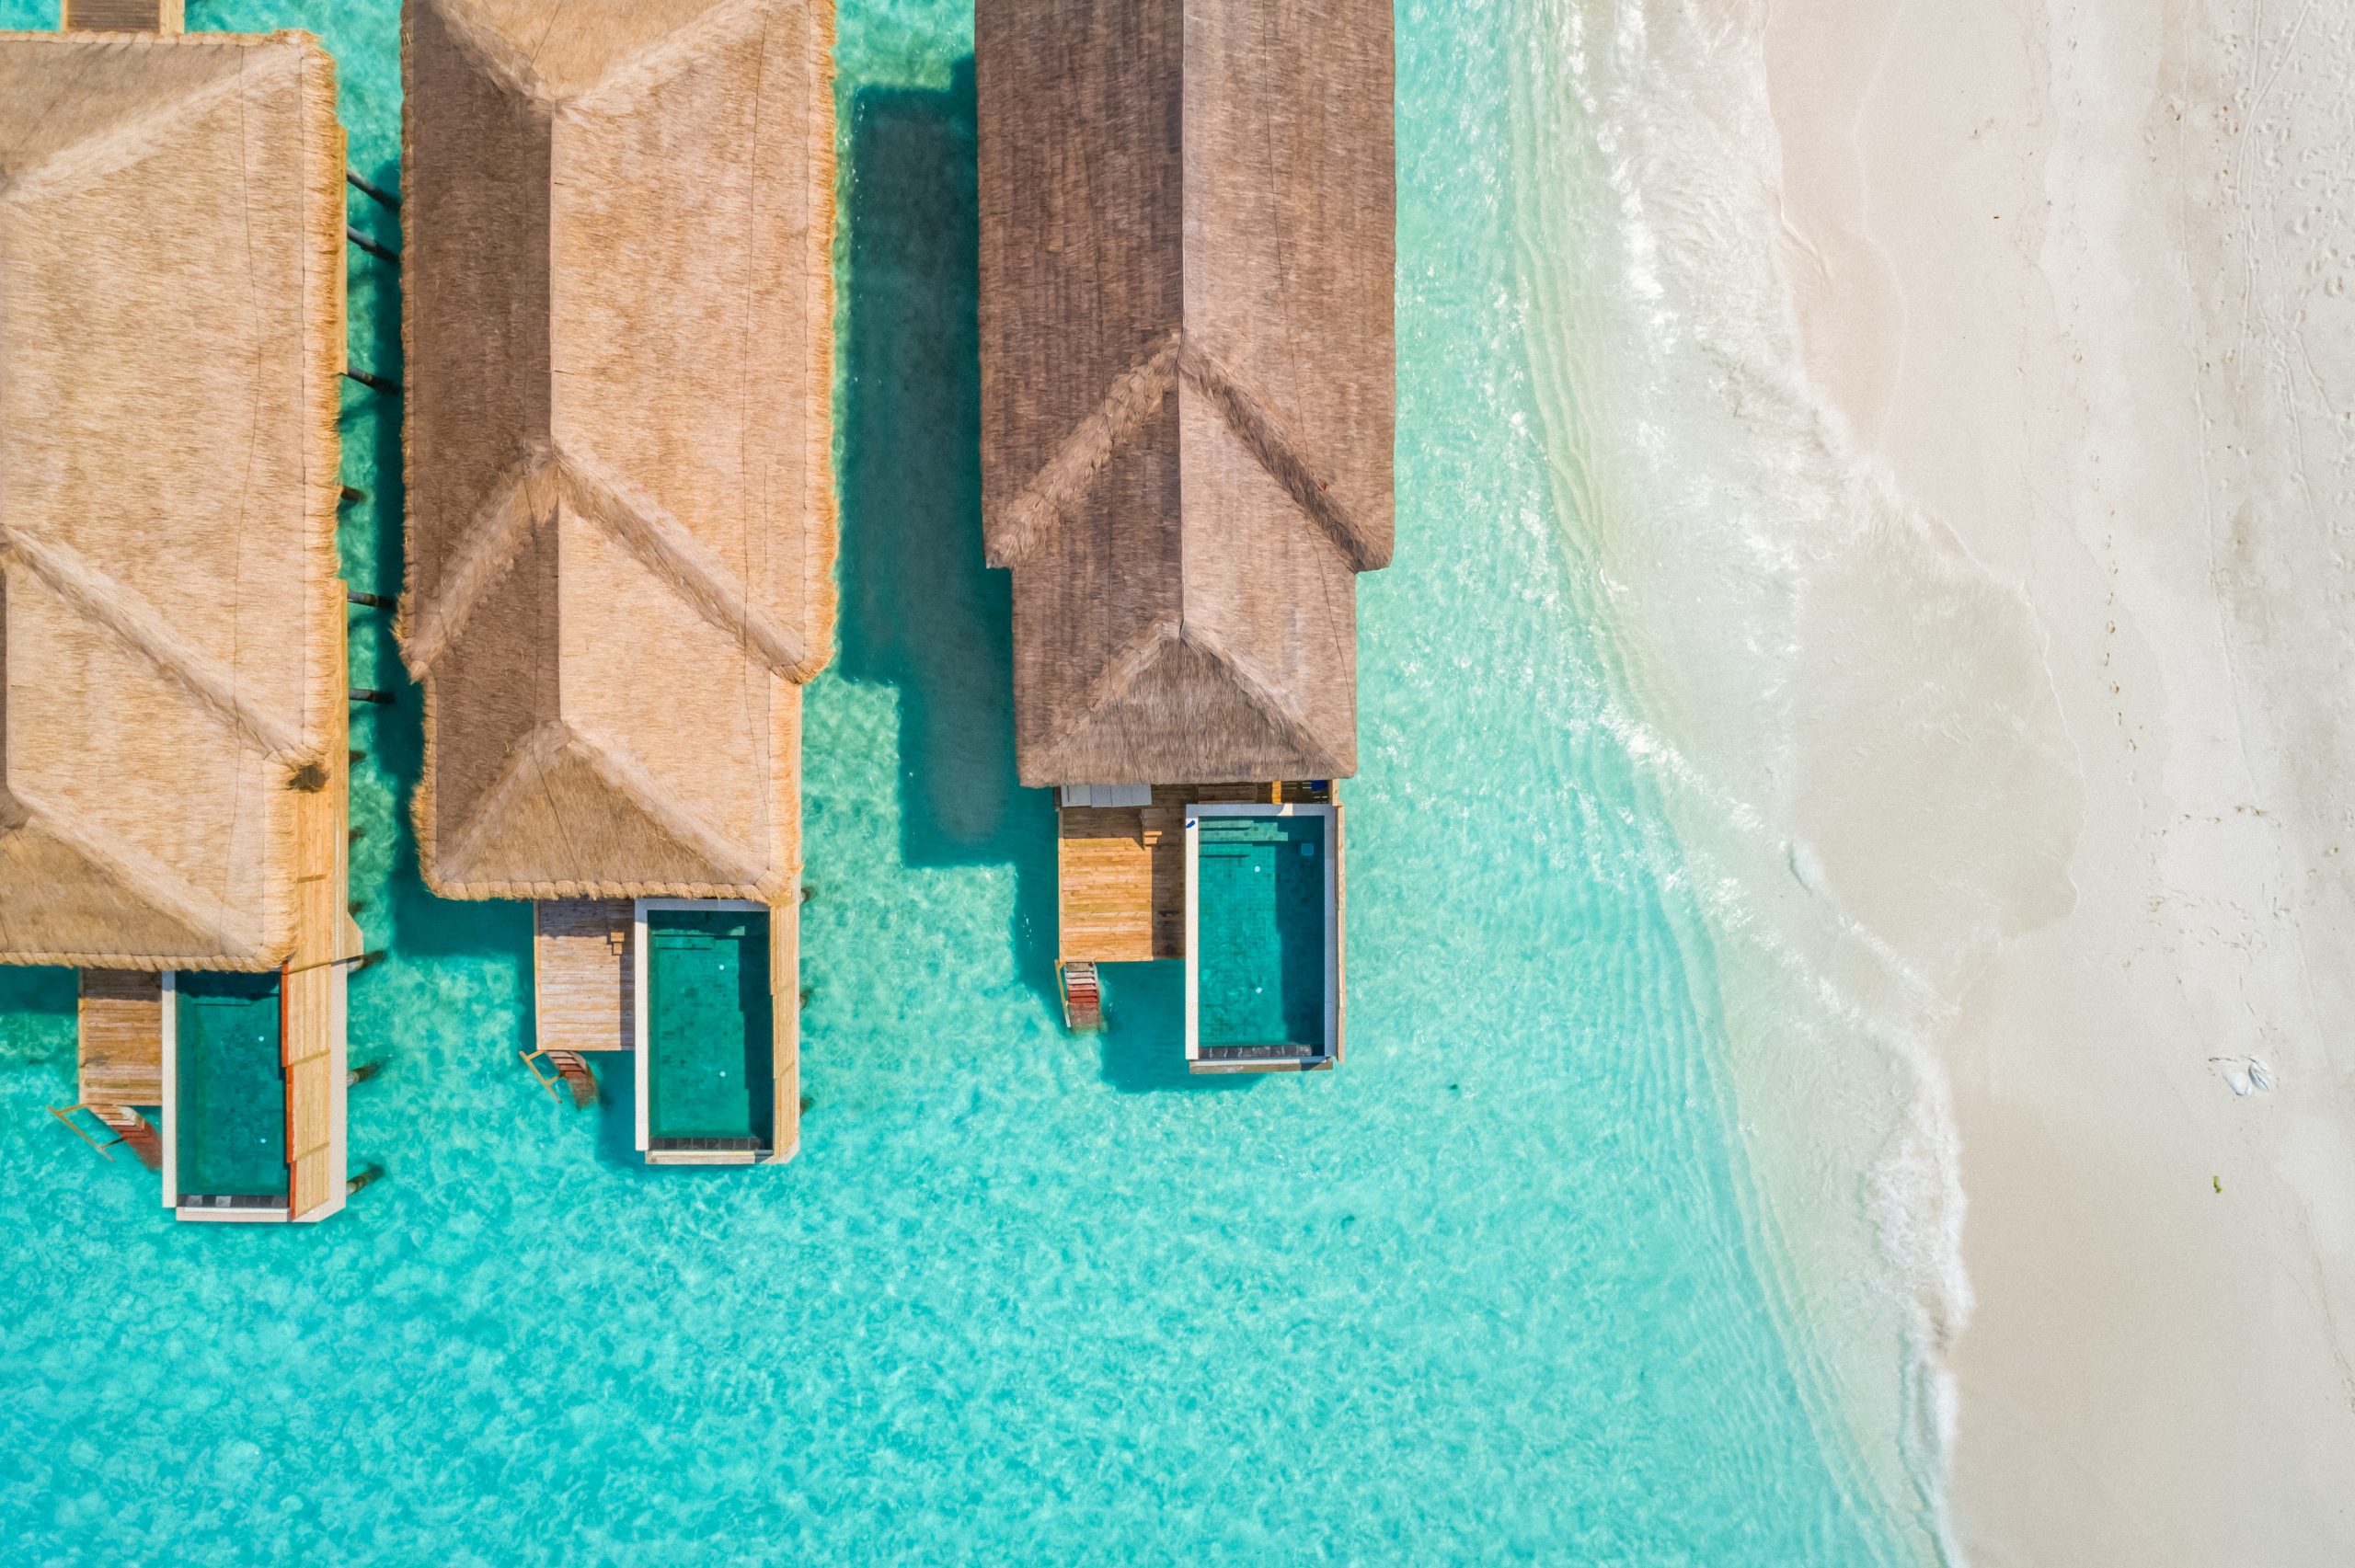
[0,1,1911,1562]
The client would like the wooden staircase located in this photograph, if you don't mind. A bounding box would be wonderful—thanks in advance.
[1060,961,1104,1032]
[92,1105,162,1169]
[521,1047,599,1107]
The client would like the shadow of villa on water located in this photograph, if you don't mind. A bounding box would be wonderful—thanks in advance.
[835,61,1060,1022]
[834,62,1234,1093]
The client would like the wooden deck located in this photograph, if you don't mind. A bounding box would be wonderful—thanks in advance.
[76,970,162,1104]
[770,895,800,1164]
[281,590,355,1221]
[1055,781,1335,964]
[534,898,636,1053]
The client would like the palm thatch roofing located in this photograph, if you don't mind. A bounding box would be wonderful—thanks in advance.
[976,0,1395,789]
[0,29,345,970]
[400,0,837,901]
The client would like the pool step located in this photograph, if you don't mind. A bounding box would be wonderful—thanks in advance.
[1060,961,1104,1032]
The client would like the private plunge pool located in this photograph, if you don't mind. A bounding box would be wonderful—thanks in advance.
[1185,805,1341,1072]
[635,901,782,1163]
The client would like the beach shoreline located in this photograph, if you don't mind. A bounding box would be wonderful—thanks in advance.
[1762,0,2355,1560]
[1511,0,2354,1556]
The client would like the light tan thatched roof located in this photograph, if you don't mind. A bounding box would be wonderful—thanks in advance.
[976,0,1395,789]
[400,0,837,901]
[0,30,345,970]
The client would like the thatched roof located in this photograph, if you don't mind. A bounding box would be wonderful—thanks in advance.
[976,0,1395,788]
[400,0,837,901]
[0,30,345,970]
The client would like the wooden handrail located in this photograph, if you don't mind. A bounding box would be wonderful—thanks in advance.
[46,1104,121,1162]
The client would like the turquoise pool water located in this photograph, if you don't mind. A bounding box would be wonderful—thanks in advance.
[645,908,775,1148]
[0,0,1924,1562]
[1193,815,1327,1052]
[172,973,287,1203]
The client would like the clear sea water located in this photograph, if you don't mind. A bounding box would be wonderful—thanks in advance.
[0,1,1926,1562]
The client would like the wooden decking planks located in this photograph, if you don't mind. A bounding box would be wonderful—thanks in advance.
[770,895,800,1164]
[1057,814,1155,961]
[77,970,162,1104]
[284,594,352,1220]
[534,899,636,1053]
[1057,786,1187,962]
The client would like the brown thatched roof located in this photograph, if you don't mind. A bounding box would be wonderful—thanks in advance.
[0,30,345,970]
[976,0,1395,788]
[400,0,837,901]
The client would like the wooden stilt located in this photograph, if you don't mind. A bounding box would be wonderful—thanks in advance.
[346,170,400,211]
[346,225,399,264]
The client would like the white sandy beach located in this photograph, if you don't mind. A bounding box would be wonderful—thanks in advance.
[1513,0,2353,1558]
[1765,0,2355,1560]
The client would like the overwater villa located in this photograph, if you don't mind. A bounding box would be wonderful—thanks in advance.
[0,14,363,1219]
[401,0,836,1163]
[975,1,1395,1070]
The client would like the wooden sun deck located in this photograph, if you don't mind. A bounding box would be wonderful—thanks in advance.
[1055,781,1336,965]
[280,589,355,1221]
[534,898,636,1054]
[77,970,163,1104]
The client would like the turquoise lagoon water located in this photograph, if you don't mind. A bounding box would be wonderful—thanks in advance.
[0,1,1923,1562]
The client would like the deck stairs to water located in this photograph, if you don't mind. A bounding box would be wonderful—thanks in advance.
[1060,961,1104,1031]
[522,1047,600,1107]
[90,1104,163,1168]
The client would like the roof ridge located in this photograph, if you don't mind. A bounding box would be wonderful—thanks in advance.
[1174,622,1349,776]
[3,792,245,956]
[1028,620,1179,776]
[400,446,816,682]
[437,717,768,890]
[1033,618,1348,782]
[399,445,560,677]
[434,717,572,882]
[416,0,553,106]
[989,329,1179,569]
[989,328,1384,573]
[0,41,295,207]
[562,721,768,885]
[1177,340,1389,572]
[561,0,776,115]
[561,449,818,681]
[2,528,306,761]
